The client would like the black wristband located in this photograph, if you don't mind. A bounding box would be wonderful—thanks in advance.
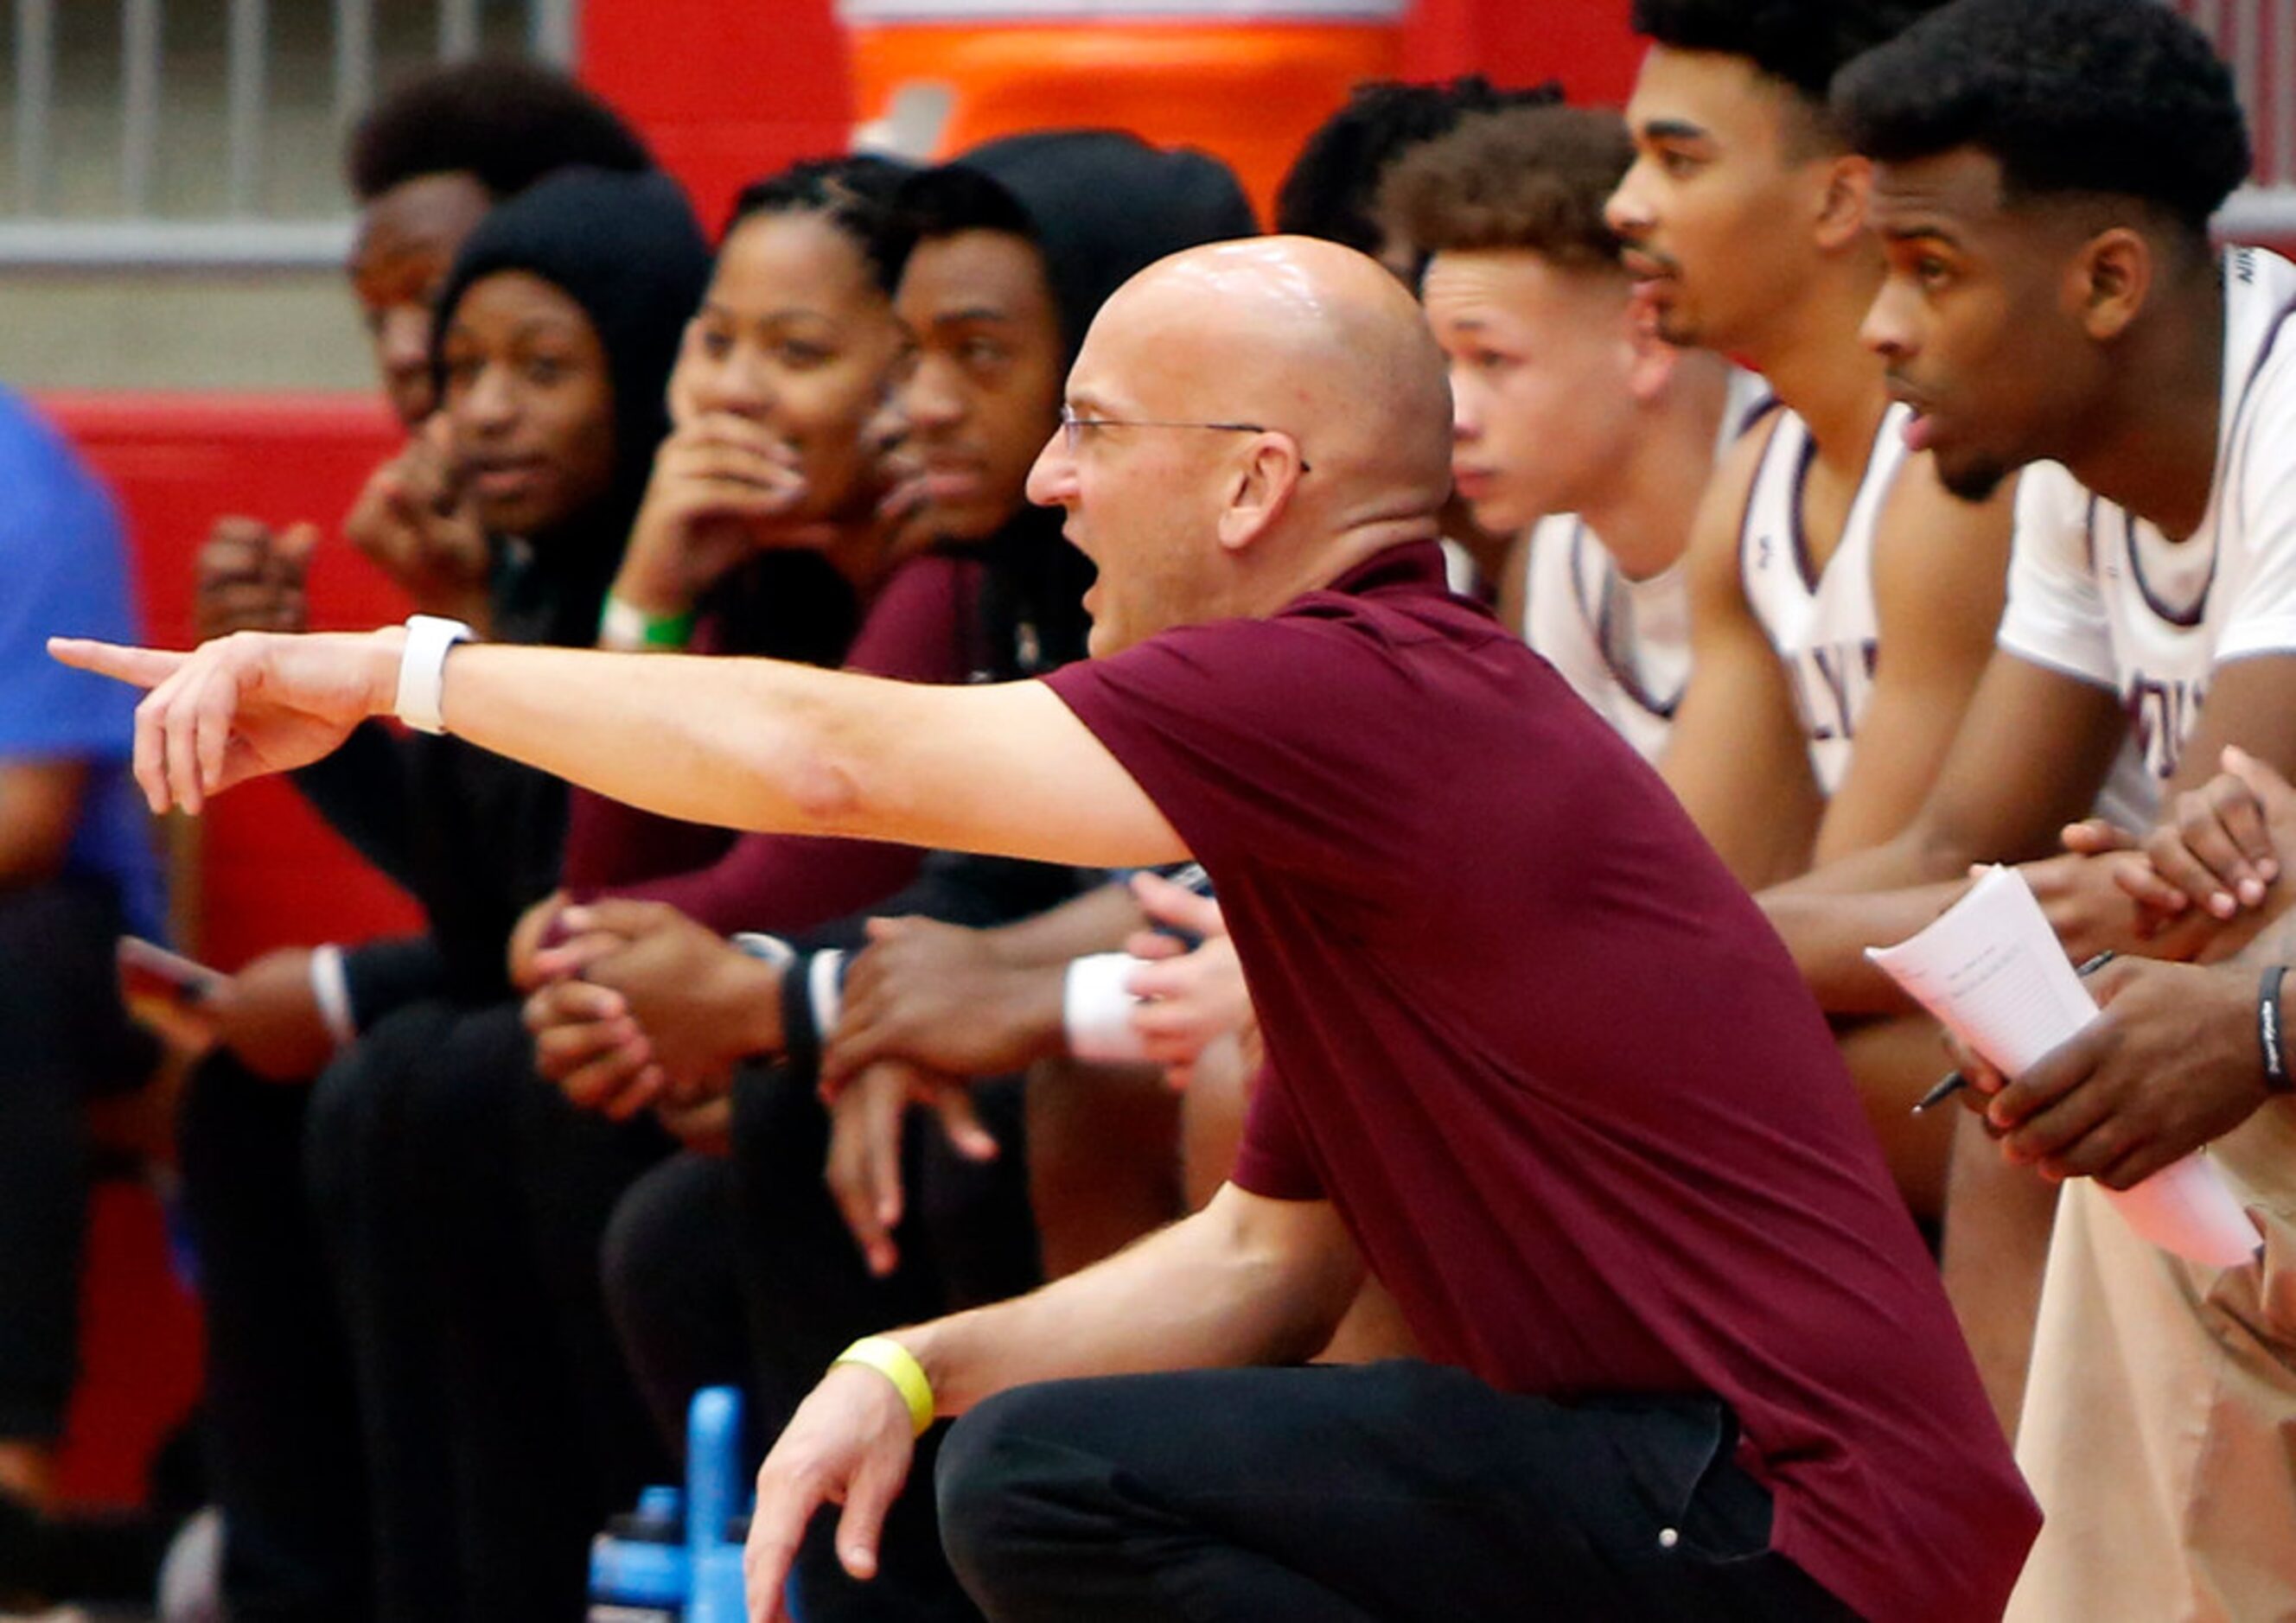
[2261,964,2291,1095]
[781,952,823,1085]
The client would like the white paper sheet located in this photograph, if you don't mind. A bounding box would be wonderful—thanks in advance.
[1867,866,2259,1268]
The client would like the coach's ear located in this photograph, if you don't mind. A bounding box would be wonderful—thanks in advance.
[1813,154,1874,253]
[1215,434,1306,553]
[2071,226,2152,344]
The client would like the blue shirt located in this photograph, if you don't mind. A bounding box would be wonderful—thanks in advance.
[0,387,163,937]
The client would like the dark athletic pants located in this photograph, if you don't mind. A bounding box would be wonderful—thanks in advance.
[309,1000,670,1623]
[603,1066,1041,1623]
[179,1047,377,1623]
[937,1361,1864,1623]
[0,879,156,1444]
[187,998,672,1623]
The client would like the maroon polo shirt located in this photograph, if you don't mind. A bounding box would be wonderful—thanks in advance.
[1042,541,2038,1623]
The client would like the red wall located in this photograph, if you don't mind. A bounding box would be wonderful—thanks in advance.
[1404,0,1642,100]
[581,0,858,236]
[40,393,424,969]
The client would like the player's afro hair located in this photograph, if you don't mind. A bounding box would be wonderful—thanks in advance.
[346,59,651,202]
[1274,75,1561,253]
[1834,0,2250,234]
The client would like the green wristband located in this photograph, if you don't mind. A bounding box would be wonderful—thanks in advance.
[599,591,696,651]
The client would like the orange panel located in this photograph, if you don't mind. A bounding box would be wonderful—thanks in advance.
[577,0,1641,232]
[847,20,1402,221]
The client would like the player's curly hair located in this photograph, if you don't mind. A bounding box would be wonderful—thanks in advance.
[1834,0,2251,237]
[346,60,651,202]
[1378,105,1634,270]
[1274,75,1561,253]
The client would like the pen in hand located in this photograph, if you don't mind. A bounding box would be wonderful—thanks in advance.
[1910,950,2119,1115]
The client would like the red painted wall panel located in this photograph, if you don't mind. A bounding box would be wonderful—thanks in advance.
[580,1,858,236]
[39,393,425,970]
[1402,0,1641,102]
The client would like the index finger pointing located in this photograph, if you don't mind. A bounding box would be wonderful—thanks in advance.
[48,638,187,690]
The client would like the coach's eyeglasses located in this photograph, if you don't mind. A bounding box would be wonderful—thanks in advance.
[1059,404,1311,473]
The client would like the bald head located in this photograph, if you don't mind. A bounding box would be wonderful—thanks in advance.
[1030,236,1456,655]
[1092,237,1456,527]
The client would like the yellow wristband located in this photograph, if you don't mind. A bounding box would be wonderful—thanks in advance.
[833,1336,934,1436]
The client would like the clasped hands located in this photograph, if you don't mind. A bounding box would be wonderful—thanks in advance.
[1949,746,2296,1188]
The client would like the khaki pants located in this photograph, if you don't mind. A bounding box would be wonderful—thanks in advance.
[2009,1101,2296,1623]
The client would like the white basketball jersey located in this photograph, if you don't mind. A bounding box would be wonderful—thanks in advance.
[1520,515,1690,764]
[1737,402,1915,795]
[1999,245,2296,829]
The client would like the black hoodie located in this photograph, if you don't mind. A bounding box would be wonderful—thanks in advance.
[791,132,1258,950]
[297,168,716,1013]
[929,129,1260,689]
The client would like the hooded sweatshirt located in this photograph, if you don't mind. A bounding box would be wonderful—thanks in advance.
[297,168,715,1013]
[782,131,1261,958]
[556,131,1265,950]
[938,130,1261,684]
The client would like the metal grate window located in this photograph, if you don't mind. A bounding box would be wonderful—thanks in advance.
[1,0,580,268]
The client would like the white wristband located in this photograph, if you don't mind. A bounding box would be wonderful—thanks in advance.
[393,614,474,735]
[307,943,357,1047]
[808,948,847,1036]
[731,932,797,972]
[1065,952,1150,1062]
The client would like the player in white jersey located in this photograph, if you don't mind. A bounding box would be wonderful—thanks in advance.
[1732,398,1909,792]
[1515,514,1690,763]
[1378,104,1732,765]
[1608,0,2014,1230]
[1610,0,2013,907]
[1807,6,2296,1598]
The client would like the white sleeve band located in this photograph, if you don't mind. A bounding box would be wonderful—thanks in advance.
[808,948,847,1037]
[731,932,797,972]
[393,614,475,735]
[308,943,357,1047]
[1065,952,1150,1063]
[597,594,653,652]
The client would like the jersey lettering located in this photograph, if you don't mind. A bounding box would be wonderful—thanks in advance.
[1793,639,1880,744]
[2127,672,2205,780]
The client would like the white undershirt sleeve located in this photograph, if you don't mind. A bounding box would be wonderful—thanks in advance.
[2216,353,2296,664]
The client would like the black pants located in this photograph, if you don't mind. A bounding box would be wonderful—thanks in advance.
[601,1066,1042,1623]
[0,879,156,1443]
[307,999,671,1623]
[937,1362,1863,1623]
[179,1047,377,1623]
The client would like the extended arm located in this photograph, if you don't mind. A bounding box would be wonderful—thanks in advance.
[1657,432,1827,888]
[1808,465,2013,866]
[50,628,1189,872]
[912,1181,1359,1412]
[1761,649,2128,1009]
